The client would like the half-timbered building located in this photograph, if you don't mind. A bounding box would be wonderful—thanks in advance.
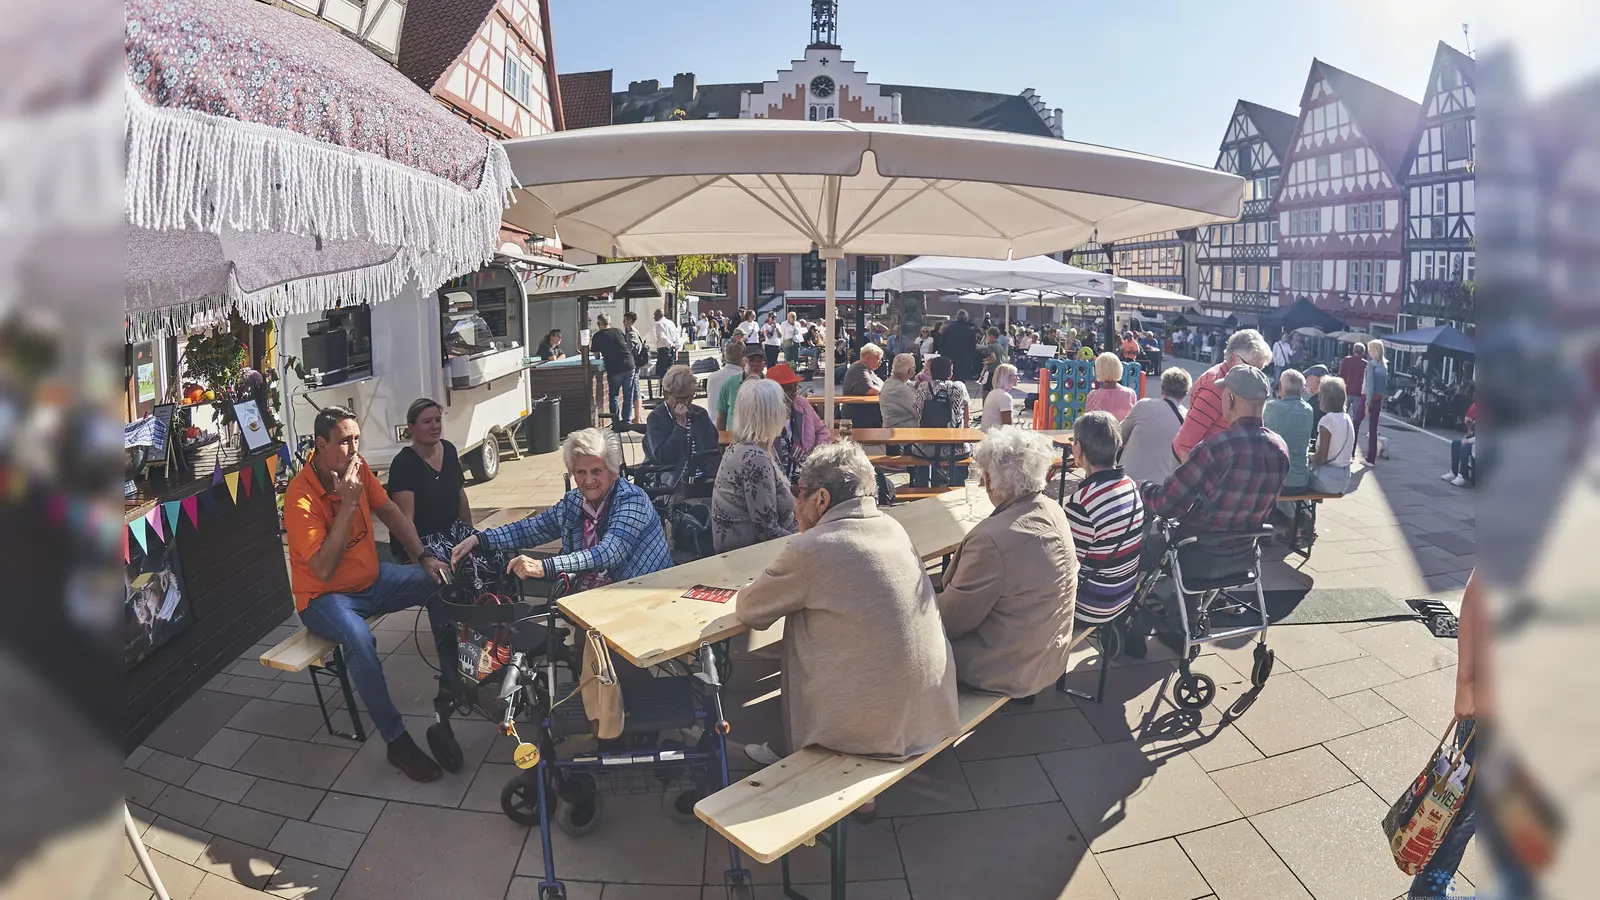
[1197,101,1296,316]
[1274,60,1420,332]
[1400,42,1476,336]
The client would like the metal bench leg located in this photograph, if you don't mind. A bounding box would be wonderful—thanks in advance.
[321,647,367,742]
[779,817,849,900]
[1058,628,1112,704]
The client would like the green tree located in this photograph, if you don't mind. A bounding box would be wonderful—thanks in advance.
[630,254,737,318]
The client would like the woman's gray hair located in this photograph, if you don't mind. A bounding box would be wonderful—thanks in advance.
[891,352,917,379]
[1072,411,1123,469]
[562,427,622,475]
[1279,368,1305,397]
[1319,376,1348,413]
[731,378,788,444]
[797,441,876,511]
[859,342,884,361]
[1226,329,1272,368]
[661,364,697,398]
[972,426,1055,502]
[595,313,611,328]
[1159,367,1192,399]
[992,363,1019,392]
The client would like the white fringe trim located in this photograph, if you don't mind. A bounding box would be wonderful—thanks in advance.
[124,78,518,339]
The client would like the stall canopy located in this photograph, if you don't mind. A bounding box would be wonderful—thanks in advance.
[521,261,663,303]
[124,0,515,339]
[500,118,1244,425]
[1171,311,1237,329]
[1267,297,1346,333]
[1114,278,1195,309]
[873,255,1114,296]
[1382,324,1476,356]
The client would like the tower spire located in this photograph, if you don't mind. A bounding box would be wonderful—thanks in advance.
[809,0,839,49]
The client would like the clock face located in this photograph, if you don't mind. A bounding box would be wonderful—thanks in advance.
[810,75,835,99]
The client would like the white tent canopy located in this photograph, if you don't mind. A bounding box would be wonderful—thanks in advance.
[501,119,1243,423]
[1114,277,1195,309]
[872,254,1115,296]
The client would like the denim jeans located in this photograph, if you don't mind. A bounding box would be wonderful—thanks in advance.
[1450,439,1474,476]
[1409,719,1475,899]
[300,563,460,744]
[607,370,638,425]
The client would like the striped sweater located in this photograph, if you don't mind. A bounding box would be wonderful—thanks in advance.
[1064,468,1146,624]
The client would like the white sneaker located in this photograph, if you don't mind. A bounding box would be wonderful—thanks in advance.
[743,743,781,766]
[1451,475,1467,487]
[1441,472,1456,481]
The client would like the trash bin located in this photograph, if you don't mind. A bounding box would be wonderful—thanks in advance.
[528,395,560,454]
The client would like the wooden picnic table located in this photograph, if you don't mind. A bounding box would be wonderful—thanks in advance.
[804,394,879,406]
[1039,430,1076,503]
[556,490,994,669]
[845,427,983,444]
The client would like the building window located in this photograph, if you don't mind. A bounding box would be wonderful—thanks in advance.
[1435,185,1447,215]
[1373,202,1384,231]
[1340,149,1355,176]
[1212,267,1223,289]
[1432,216,1446,239]
[1267,175,1279,197]
[800,249,826,291]
[709,273,728,296]
[1316,155,1330,180]
[1270,265,1281,291]
[504,47,535,108]
[1375,260,1386,293]
[1464,253,1475,282]
[756,258,777,295]
[1246,266,1259,291]
[1268,220,1278,242]
[1423,254,1434,280]
[1443,119,1470,162]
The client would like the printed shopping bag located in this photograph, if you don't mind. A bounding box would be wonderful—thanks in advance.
[1382,718,1475,875]
[579,630,624,740]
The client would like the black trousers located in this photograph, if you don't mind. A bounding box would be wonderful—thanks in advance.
[655,347,676,378]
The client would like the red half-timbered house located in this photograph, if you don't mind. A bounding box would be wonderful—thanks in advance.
[1198,101,1296,316]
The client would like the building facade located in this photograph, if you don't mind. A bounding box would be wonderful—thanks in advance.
[1274,60,1419,332]
[1400,42,1477,336]
[1197,101,1296,316]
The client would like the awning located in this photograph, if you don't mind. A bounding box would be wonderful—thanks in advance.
[1266,297,1345,333]
[1383,324,1476,355]
[521,260,663,303]
[1171,311,1237,328]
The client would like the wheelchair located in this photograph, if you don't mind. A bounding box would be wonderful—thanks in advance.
[439,573,751,900]
[1127,518,1277,711]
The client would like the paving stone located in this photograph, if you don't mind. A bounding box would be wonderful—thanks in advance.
[1207,745,1359,817]
[1095,837,1212,900]
[128,770,170,808]
[118,875,155,900]
[1296,655,1407,698]
[699,883,910,900]
[1251,783,1411,900]
[144,817,215,865]
[144,691,253,759]
[192,729,260,770]
[268,819,368,870]
[1259,624,1370,670]
[505,879,603,900]
[138,749,201,786]
[239,779,327,821]
[226,698,332,742]
[309,793,386,834]
[696,802,903,886]
[233,735,355,790]
[189,873,275,900]
[1325,716,1443,801]
[597,886,700,900]
[129,849,207,900]
[185,765,257,804]
[1373,666,1459,734]
[1229,672,1364,757]
[960,755,1058,809]
[153,785,224,830]
[194,836,282,890]
[1040,741,1241,852]
[1344,621,1460,678]
[1178,818,1312,900]
[126,745,156,770]
[874,747,975,817]
[897,802,1116,900]
[266,680,345,709]
[460,763,519,814]
[202,802,286,850]
[335,802,523,899]
[213,676,283,700]
[1331,690,1408,728]
[264,856,344,900]
[328,715,496,807]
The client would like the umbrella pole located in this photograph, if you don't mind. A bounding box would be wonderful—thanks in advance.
[823,255,837,430]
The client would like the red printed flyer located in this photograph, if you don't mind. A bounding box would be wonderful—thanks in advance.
[682,584,738,603]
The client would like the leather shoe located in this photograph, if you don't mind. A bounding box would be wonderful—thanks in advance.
[426,721,464,774]
[387,733,442,783]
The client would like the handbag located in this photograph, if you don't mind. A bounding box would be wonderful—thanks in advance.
[1383,718,1475,875]
[578,630,625,740]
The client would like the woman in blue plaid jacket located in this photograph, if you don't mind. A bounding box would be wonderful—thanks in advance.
[450,428,672,590]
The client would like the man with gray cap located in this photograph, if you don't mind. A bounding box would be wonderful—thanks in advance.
[1139,364,1290,546]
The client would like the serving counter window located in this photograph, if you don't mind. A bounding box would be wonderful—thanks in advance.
[439,270,526,389]
[300,305,373,383]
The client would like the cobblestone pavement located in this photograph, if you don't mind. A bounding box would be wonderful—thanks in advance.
[123,379,1486,900]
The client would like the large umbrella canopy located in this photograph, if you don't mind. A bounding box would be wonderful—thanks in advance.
[1328,330,1372,344]
[1382,324,1476,355]
[124,0,516,338]
[500,118,1243,423]
[1113,277,1194,309]
[873,255,1114,296]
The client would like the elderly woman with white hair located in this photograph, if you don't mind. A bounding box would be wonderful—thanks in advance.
[451,427,672,591]
[737,441,960,768]
[1084,352,1137,422]
[880,352,920,429]
[711,379,798,553]
[935,426,1080,698]
[1173,328,1273,461]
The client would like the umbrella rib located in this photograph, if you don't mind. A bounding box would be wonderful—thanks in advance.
[561,176,667,219]
[733,176,820,244]
[773,174,827,245]
[835,177,932,247]
[921,178,1009,245]
[995,183,1098,228]
[608,175,731,244]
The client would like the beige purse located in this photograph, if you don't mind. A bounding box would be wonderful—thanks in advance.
[578,630,624,740]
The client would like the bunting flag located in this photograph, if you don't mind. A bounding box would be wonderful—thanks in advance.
[163,501,182,535]
[212,463,224,487]
[197,482,219,516]
[145,506,164,543]
[278,444,293,469]
[223,471,240,503]
[255,460,269,492]
[122,520,130,563]
[240,466,254,498]
[266,454,280,481]
[129,515,149,556]
[181,495,199,530]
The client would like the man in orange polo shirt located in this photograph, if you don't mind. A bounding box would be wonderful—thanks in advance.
[286,407,461,783]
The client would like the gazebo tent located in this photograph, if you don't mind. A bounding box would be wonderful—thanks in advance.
[1171,311,1237,329]
[1266,297,1346,335]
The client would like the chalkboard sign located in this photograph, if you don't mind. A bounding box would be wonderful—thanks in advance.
[145,403,177,464]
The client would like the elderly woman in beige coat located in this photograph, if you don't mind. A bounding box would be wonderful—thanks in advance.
[936,426,1079,698]
[735,441,961,771]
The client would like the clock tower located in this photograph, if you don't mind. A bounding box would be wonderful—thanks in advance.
[809,0,839,50]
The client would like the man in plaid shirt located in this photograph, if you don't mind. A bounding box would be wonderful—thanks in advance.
[1139,365,1289,546]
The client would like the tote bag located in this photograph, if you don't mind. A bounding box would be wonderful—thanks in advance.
[1382,718,1475,875]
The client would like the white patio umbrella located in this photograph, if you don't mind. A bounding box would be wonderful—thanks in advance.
[873,254,1115,295]
[500,119,1243,424]
[1113,277,1195,309]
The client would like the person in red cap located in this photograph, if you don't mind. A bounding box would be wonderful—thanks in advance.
[766,363,833,483]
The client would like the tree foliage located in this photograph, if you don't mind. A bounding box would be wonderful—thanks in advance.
[626,254,738,313]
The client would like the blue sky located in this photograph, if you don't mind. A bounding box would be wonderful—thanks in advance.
[550,0,1596,167]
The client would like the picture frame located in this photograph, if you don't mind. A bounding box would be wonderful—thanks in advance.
[124,535,193,671]
[232,398,273,454]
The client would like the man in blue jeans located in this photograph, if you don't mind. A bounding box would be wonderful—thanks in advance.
[285,407,464,783]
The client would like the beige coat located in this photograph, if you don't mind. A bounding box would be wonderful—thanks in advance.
[937,492,1079,698]
[736,496,961,760]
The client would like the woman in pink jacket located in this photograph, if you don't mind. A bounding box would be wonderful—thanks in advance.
[767,363,833,483]
[1084,352,1138,422]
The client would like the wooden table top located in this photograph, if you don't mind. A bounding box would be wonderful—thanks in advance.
[804,394,880,405]
[1039,431,1074,450]
[845,427,984,444]
[557,490,994,668]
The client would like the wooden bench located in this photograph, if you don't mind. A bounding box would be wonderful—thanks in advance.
[892,486,960,501]
[696,689,1009,899]
[866,454,973,470]
[1277,491,1346,561]
[260,617,382,741]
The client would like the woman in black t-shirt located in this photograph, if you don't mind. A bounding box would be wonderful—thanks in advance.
[387,399,497,581]
[535,329,566,360]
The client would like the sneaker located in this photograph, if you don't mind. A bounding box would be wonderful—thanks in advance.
[743,743,781,767]
[387,732,442,783]
[1441,472,1456,481]
[1451,475,1467,487]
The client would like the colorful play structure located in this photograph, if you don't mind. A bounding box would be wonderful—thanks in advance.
[1031,358,1144,430]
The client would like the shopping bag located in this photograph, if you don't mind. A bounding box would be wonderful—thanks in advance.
[579,630,625,740]
[1382,718,1475,875]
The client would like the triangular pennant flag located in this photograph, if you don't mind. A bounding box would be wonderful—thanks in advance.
[145,507,164,543]
[255,460,269,492]
[240,466,254,499]
[266,454,280,481]
[223,471,240,503]
[279,444,293,467]
[212,463,224,487]
[181,495,199,530]
[163,501,182,535]
[197,484,219,516]
[122,521,130,563]
[129,517,149,556]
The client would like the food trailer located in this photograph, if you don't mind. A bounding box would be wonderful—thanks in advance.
[277,249,578,478]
